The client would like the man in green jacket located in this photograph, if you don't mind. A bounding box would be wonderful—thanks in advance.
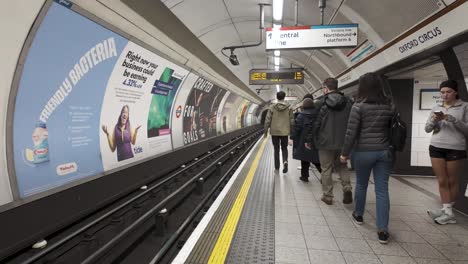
[264,91,294,173]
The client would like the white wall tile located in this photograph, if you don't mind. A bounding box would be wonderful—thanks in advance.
[410,151,418,166]
[410,79,443,167]
[417,152,432,167]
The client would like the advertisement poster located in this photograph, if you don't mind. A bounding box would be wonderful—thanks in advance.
[99,41,188,170]
[170,73,198,149]
[215,91,231,135]
[12,2,188,197]
[219,93,244,134]
[12,3,127,197]
[237,100,250,129]
[245,104,259,126]
[182,77,226,145]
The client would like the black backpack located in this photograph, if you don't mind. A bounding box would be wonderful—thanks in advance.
[389,109,407,152]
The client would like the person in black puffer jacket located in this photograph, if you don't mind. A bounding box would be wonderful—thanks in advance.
[339,72,394,244]
[291,98,321,182]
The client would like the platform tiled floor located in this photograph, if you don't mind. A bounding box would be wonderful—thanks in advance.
[274,148,468,264]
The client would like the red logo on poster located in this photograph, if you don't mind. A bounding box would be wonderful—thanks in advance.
[176,105,182,118]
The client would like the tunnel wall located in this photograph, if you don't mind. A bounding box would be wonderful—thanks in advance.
[0,0,259,210]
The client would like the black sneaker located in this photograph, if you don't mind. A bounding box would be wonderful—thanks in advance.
[299,176,309,182]
[352,212,363,225]
[378,231,389,244]
[282,162,288,173]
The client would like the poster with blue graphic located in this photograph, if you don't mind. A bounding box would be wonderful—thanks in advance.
[12,2,189,197]
[12,2,128,197]
[99,42,188,171]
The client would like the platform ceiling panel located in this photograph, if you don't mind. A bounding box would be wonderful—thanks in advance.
[169,0,229,36]
[347,0,443,42]
[198,24,240,53]
[163,0,451,101]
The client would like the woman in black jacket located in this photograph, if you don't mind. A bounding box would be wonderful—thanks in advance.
[339,72,393,244]
[291,98,321,182]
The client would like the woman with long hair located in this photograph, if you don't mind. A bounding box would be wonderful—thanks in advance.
[425,80,468,225]
[340,72,394,244]
[102,105,141,161]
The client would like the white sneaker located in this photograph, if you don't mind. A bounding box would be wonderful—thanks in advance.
[427,209,444,220]
[434,213,456,225]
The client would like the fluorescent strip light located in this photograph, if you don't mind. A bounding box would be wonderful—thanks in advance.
[273,0,284,21]
[274,50,280,57]
[276,85,280,92]
[274,56,280,66]
[275,65,279,71]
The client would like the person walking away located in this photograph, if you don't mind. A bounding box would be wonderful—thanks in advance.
[291,98,321,182]
[264,91,294,173]
[306,77,353,205]
[339,72,394,244]
[425,80,468,225]
[294,93,322,172]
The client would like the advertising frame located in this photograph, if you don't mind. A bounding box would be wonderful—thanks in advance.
[3,0,252,209]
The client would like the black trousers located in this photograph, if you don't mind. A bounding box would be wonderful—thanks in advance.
[301,160,310,178]
[301,160,322,178]
[272,136,288,169]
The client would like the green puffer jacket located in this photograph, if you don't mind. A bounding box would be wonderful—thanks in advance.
[264,101,294,136]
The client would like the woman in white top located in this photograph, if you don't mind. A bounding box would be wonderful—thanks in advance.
[425,80,468,225]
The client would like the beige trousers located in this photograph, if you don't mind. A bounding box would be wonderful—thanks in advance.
[319,149,352,198]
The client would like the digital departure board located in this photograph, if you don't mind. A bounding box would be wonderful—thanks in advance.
[249,68,304,85]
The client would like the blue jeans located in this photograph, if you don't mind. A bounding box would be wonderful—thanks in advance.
[353,150,393,231]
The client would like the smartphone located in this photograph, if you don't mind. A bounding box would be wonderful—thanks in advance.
[434,110,444,116]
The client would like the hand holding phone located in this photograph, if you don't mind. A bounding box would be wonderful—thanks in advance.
[433,110,444,121]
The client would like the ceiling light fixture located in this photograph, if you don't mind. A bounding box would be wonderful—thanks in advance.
[274,56,280,66]
[273,0,284,21]
[276,85,280,92]
[274,50,280,57]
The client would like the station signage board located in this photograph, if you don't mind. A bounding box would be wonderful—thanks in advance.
[420,88,441,110]
[249,68,304,85]
[266,24,358,50]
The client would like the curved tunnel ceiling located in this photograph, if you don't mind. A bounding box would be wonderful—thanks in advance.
[156,0,446,101]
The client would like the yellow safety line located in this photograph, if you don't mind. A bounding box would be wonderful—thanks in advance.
[207,138,268,264]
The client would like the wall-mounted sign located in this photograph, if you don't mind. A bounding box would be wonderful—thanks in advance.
[346,39,376,64]
[284,96,298,101]
[249,68,304,85]
[265,24,358,50]
[420,88,441,110]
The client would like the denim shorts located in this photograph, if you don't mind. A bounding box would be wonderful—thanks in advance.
[429,145,467,161]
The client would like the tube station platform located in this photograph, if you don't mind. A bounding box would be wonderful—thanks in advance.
[173,137,468,264]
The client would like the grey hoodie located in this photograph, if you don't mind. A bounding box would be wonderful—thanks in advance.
[264,101,294,136]
[425,100,468,150]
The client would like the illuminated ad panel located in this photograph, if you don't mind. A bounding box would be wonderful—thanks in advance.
[237,100,250,129]
[219,93,244,134]
[182,77,226,145]
[12,2,188,197]
[170,73,199,149]
[100,42,188,171]
[246,104,259,126]
[215,91,231,135]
